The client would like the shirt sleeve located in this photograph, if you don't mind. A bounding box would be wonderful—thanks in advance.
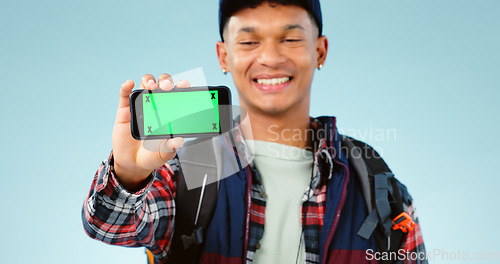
[400,204,428,264]
[81,152,179,262]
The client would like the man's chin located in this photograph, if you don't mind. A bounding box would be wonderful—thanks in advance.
[251,103,290,116]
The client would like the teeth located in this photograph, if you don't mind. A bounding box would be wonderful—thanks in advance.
[256,77,290,85]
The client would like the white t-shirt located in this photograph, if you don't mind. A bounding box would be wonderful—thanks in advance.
[246,140,314,264]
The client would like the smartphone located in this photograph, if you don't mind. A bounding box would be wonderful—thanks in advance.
[130,86,232,140]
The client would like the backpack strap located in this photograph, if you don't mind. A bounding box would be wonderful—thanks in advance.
[341,136,414,257]
[167,137,220,264]
[162,133,244,264]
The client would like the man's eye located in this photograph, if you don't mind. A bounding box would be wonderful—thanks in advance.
[239,41,259,45]
[283,39,302,43]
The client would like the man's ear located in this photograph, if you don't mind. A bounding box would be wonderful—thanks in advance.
[316,36,328,67]
[216,41,229,72]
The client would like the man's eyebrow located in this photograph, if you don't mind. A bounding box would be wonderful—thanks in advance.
[236,24,305,34]
[284,24,305,31]
[237,27,256,33]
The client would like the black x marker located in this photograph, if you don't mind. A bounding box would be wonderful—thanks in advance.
[211,93,216,100]
[212,123,217,130]
[147,126,152,133]
[146,96,151,103]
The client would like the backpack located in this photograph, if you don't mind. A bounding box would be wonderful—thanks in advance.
[147,135,415,264]
[342,136,415,263]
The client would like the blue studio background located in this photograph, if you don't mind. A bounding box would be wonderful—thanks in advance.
[0,0,498,263]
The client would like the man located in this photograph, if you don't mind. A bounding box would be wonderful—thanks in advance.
[82,0,426,263]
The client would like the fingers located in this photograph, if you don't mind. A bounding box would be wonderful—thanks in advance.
[118,80,135,109]
[140,74,157,90]
[158,137,185,163]
[140,74,190,91]
[175,80,191,88]
[158,73,174,91]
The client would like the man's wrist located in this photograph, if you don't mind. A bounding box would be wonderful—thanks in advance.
[113,162,154,193]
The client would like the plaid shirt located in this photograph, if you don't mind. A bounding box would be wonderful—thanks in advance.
[82,117,426,264]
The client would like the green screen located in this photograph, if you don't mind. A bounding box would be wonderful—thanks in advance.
[143,90,219,135]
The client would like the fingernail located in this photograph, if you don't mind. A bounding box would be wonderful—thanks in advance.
[161,79,172,89]
[172,138,184,150]
[164,138,184,153]
[147,79,155,88]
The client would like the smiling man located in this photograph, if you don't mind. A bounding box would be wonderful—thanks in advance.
[82,1,426,264]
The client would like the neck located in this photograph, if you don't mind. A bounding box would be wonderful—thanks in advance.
[240,109,311,149]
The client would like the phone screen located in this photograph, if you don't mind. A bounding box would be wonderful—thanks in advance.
[130,86,232,139]
[143,90,219,135]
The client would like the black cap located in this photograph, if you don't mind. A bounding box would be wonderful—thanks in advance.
[218,0,323,41]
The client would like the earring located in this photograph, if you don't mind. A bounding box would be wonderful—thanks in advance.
[318,64,323,70]
[222,69,228,75]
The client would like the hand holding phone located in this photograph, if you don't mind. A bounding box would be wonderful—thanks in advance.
[111,74,190,191]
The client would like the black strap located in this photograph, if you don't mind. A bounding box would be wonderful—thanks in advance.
[169,170,218,263]
[168,138,219,264]
[341,136,409,260]
[168,132,245,264]
[347,136,390,174]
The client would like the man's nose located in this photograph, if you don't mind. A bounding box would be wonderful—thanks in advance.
[256,42,286,68]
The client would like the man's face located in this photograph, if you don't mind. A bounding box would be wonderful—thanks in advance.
[217,3,328,117]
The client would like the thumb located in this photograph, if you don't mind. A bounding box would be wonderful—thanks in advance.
[155,137,184,163]
[142,137,185,154]
[163,137,185,153]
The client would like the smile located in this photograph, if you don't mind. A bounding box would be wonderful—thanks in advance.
[253,76,293,92]
[255,77,291,85]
